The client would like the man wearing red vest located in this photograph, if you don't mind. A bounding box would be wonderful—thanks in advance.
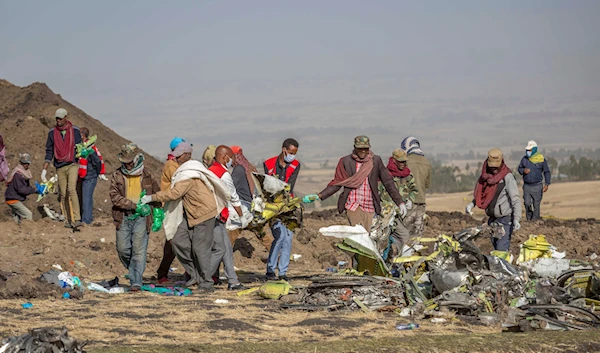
[208,146,245,290]
[263,138,301,281]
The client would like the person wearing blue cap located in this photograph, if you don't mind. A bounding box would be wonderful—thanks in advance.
[156,137,187,284]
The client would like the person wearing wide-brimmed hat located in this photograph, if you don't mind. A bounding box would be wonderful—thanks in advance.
[109,143,160,291]
[466,148,522,251]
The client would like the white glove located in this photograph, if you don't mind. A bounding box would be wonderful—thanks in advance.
[513,220,521,231]
[399,203,408,218]
[406,200,413,210]
[99,174,108,181]
[466,202,475,215]
[41,170,48,183]
[140,195,153,205]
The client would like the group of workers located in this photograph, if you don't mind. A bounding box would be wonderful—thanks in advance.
[2,107,552,290]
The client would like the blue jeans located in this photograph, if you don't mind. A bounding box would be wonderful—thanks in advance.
[116,217,148,287]
[81,177,98,224]
[488,216,513,251]
[267,221,293,276]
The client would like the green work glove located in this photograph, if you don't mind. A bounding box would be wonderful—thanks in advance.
[152,208,165,232]
[302,194,319,203]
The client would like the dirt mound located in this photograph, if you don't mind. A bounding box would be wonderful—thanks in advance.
[0,79,163,222]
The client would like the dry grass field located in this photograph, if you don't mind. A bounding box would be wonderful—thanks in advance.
[427,180,600,220]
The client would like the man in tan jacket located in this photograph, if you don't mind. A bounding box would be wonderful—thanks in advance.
[142,142,221,292]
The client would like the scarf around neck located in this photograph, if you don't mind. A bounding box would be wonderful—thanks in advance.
[53,121,75,163]
[386,157,411,178]
[528,152,545,164]
[6,164,32,184]
[121,154,145,176]
[474,161,510,210]
[328,151,374,189]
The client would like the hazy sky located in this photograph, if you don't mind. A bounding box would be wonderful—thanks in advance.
[1,1,599,157]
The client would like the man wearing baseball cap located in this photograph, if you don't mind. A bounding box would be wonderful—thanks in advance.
[466,148,522,251]
[42,108,83,228]
[305,136,407,234]
[518,140,551,220]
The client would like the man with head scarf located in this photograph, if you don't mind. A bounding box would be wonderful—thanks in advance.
[5,153,39,224]
[42,108,83,228]
[228,146,274,250]
[518,140,551,220]
[400,136,431,238]
[305,136,407,234]
[109,143,160,291]
[466,148,522,251]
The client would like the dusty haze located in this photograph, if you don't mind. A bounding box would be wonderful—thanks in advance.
[1,1,599,162]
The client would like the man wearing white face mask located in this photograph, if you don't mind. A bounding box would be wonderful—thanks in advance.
[263,138,301,281]
[208,145,245,290]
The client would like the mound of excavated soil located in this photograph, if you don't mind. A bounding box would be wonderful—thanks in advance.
[0,79,163,222]
[0,210,597,300]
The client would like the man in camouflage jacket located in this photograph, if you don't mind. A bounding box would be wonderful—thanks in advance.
[379,149,419,255]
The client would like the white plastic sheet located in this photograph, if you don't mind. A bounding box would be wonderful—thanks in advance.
[319,225,369,238]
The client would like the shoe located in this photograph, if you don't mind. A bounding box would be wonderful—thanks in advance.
[228,283,247,291]
[72,221,83,228]
[266,273,278,281]
[64,222,72,228]
[157,277,172,285]
[212,276,222,285]
[197,286,215,293]
[129,286,141,292]
[279,275,289,282]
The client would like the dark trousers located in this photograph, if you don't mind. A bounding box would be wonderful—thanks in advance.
[156,240,176,279]
[488,216,513,251]
[523,183,543,220]
[81,177,98,224]
[171,217,215,289]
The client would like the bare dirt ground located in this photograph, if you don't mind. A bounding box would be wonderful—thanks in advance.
[1,207,599,352]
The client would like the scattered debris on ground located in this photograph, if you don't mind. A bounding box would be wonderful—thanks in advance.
[1,327,87,353]
[275,223,600,332]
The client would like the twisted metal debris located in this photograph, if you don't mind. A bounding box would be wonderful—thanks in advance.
[283,224,600,331]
